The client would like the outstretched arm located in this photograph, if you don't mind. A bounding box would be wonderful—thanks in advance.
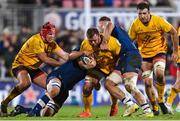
[103,22,114,42]
[68,51,84,60]
[169,27,179,62]
[37,52,66,67]
[100,22,114,50]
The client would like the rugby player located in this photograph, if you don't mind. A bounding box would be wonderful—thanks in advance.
[0,22,84,116]
[128,2,178,115]
[79,27,139,117]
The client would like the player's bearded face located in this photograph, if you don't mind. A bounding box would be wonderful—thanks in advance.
[138,8,150,24]
[46,28,56,43]
[88,34,101,47]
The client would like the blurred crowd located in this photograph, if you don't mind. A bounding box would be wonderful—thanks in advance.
[1,0,172,8]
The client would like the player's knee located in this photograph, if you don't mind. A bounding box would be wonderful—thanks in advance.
[155,69,165,83]
[125,84,140,96]
[17,81,31,92]
[49,87,60,98]
[83,86,92,96]
[144,78,153,88]
[104,80,116,90]
[173,81,180,89]
[154,61,165,78]
[124,76,139,95]
[124,82,136,94]
[124,84,132,93]
[105,72,123,87]
[156,74,165,84]
[142,70,153,80]
[83,81,93,95]
[47,79,61,98]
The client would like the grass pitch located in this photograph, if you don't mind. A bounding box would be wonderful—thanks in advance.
[0,105,179,120]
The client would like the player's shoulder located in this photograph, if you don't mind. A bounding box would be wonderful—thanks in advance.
[178,27,180,36]
[82,38,88,43]
[81,38,89,46]
[31,33,41,39]
[151,14,161,18]
[132,17,140,24]
[151,14,164,21]
[27,33,42,43]
[108,36,121,46]
[109,36,118,42]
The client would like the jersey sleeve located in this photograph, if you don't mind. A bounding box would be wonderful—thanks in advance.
[159,16,172,33]
[128,21,137,41]
[80,39,88,51]
[178,27,180,36]
[53,42,62,53]
[111,38,121,55]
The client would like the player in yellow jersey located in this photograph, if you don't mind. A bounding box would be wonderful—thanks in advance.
[166,26,180,113]
[0,22,84,116]
[79,27,119,117]
[128,2,179,115]
[79,27,137,117]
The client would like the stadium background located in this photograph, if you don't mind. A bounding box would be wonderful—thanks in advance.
[0,0,179,108]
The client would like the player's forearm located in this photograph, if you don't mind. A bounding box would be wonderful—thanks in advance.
[171,31,179,53]
[69,51,84,60]
[103,22,114,42]
[44,57,65,67]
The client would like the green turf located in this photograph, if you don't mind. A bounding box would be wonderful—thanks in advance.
[0,106,179,120]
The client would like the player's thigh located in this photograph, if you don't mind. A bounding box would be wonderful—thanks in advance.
[12,67,32,87]
[141,61,153,71]
[152,54,166,74]
[32,72,47,89]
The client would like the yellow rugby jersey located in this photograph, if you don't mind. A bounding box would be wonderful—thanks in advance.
[178,27,180,63]
[12,33,61,69]
[80,36,121,74]
[129,14,172,58]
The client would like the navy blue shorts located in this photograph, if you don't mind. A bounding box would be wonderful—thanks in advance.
[116,51,142,74]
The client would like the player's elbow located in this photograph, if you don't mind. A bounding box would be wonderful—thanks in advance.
[170,27,177,36]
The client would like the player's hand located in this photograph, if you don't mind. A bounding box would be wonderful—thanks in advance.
[83,51,93,56]
[171,51,178,62]
[79,55,96,69]
[85,56,96,69]
[100,40,108,50]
